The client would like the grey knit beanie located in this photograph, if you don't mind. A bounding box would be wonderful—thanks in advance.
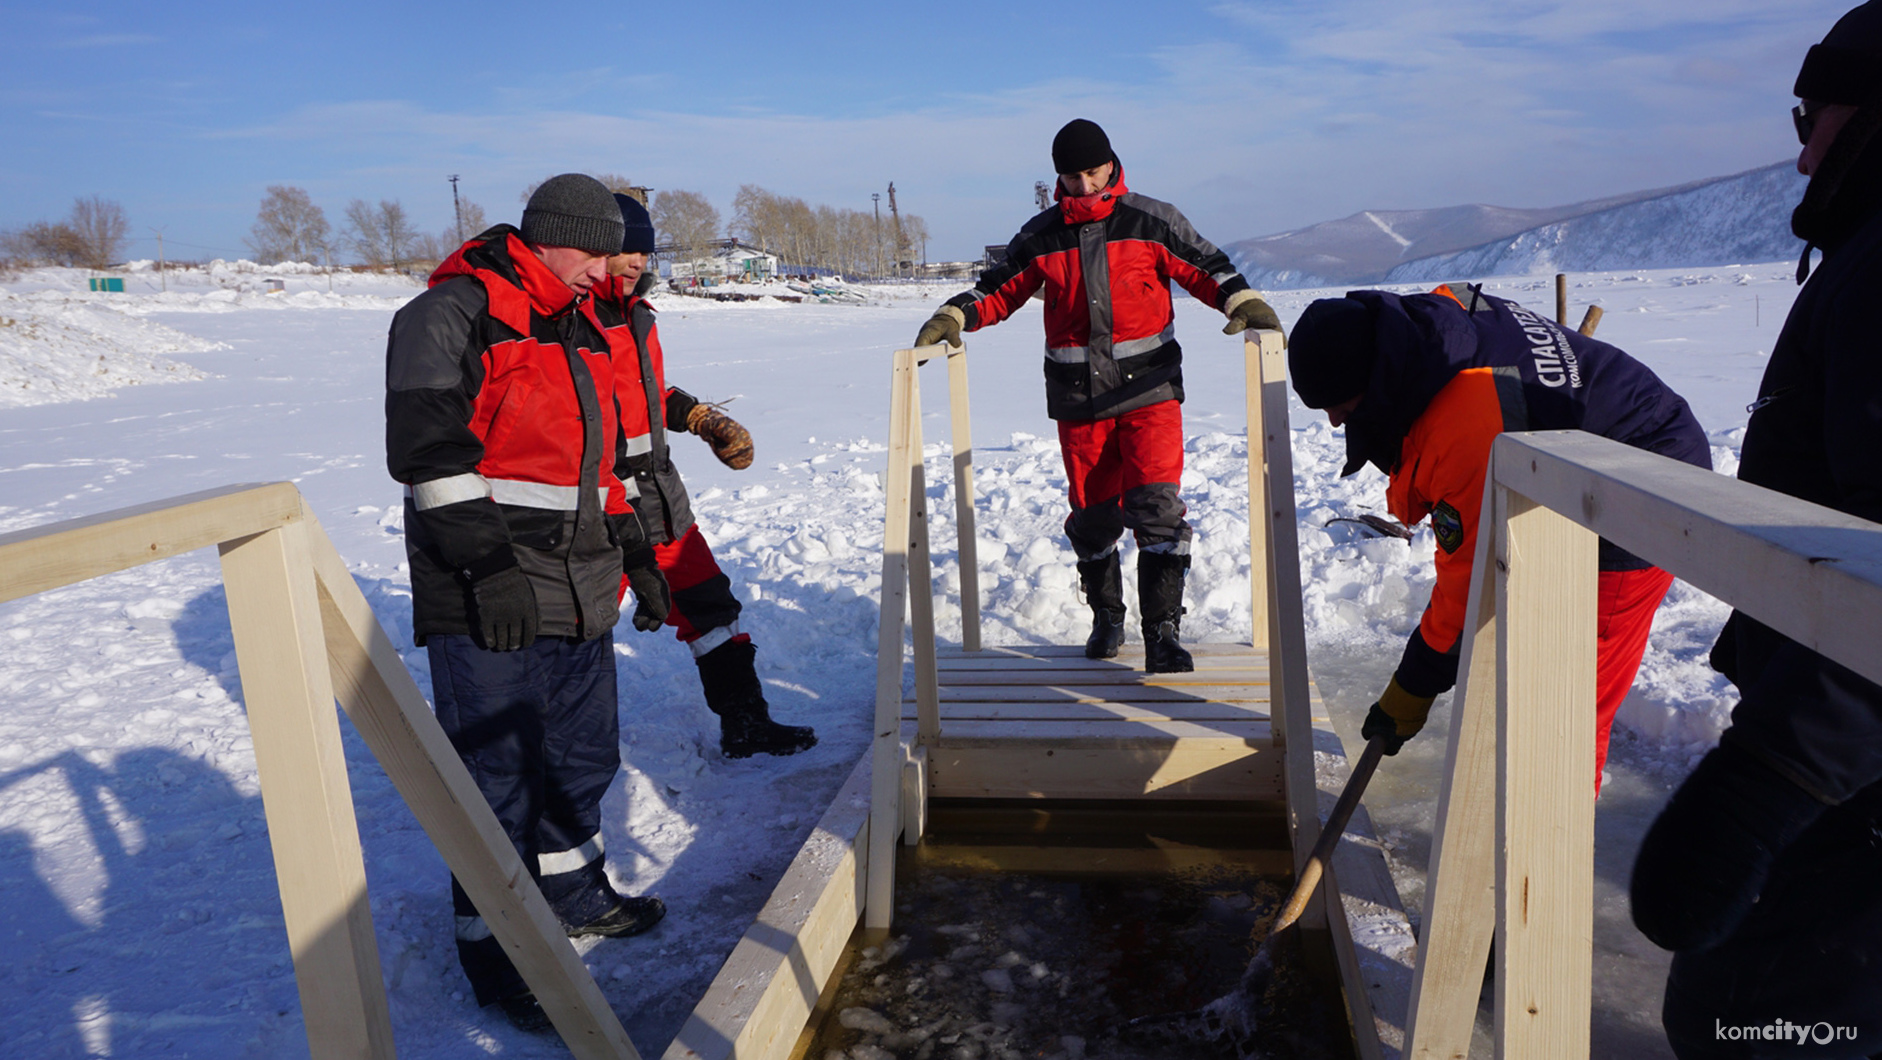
[521,174,624,255]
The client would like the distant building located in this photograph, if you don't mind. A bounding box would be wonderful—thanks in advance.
[659,239,781,282]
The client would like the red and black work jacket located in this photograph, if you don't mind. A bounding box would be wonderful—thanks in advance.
[1340,285,1712,699]
[946,163,1252,421]
[592,271,697,545]
[385,227,646,643]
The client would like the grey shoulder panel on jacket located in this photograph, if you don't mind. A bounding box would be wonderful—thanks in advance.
[387,276,486,392]
[1117,192,1220,253]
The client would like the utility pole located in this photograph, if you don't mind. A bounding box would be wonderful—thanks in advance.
[887,182,906,278]
[324,243,334,293]
[1035,181,1051,211]
[871,192,882,278]
[449,175,464,244]
[150,226,167,292]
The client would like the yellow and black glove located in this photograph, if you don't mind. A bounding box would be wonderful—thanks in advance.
[914,305,965,349]
[686,403,754,470]
[1360,675,1437,755]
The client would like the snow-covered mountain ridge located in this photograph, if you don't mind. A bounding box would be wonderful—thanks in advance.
[1228,162,1806,289]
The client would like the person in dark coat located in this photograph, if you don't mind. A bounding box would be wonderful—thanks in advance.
[385,174,672,1031]
[591,193,816,759]
[1287,285,1709,792]
[1630,5,1882,1056]
[912,119,1280,672]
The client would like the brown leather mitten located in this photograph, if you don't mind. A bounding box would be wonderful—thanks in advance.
[686,403,754,470]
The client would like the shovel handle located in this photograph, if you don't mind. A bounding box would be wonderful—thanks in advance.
[1272,736,1388,934]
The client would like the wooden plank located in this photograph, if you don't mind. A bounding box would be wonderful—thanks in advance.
[304,511,640,1059]
[1493,430,1882,688]
[925,718,1273,748]
[1246,334,1271,652]
[935,668,1274,687]
[915,843,1294,877]
[1406,473,1501,1060]
[868,347,918,930]
[663,754,873,1060]
[935,642,1264,660]
[900,700,1271,723]
[220,522,395,1060]
[0,481,303,604]
[918,683,1272,703]
[935,650,1264,671]
[923,737,1282,801]
[902,745,928,847]
[1493,486,1596,1059]
[946,346,983,653]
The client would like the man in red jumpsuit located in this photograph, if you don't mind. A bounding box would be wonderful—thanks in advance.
[914,119,1280,671]
[593,193,816,759]
[1288,285,1710,790]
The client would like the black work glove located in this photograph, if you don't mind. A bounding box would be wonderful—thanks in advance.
[1220,290,1283,336]
[470,565,539,652]
[621,547,672,632]
[914,306,964,349]
[1359,676,1436,756]
[1630,740,1829,952]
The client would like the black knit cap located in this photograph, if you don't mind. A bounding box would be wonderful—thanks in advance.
[1052,119,1114,175]
[520,174,624,256]
[614,193,655,255]
[1796,1,1882,103]
[1288,298,1377,410]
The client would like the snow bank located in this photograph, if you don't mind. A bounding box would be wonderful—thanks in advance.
[0,291,216,407]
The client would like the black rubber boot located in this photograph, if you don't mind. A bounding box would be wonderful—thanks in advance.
[697,639,818,758]
[1076,553,1127,659]
[1138,552,1194,674]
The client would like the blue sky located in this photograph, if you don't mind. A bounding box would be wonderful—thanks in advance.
[0,0,1846,264]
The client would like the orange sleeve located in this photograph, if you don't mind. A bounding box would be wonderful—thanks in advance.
[1394,371,1504,654]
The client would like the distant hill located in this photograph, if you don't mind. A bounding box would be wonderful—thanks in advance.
[1227,162,1806,290]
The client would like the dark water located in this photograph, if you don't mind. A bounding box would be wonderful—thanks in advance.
[799,801,1352,1060]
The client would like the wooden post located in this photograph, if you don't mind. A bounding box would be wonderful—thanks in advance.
[1555,273,1568,325]
[1252,330,1319,883]
[946,346,983,652]
[1577,305,1604,337]
[907,368,942,748]
[1403,474,1501,1059]
[1493,476,1597,1059]
[867,348,919,929]
[1244,338,1270,653]
[219,521,396,1060]
[304,514,641,1059]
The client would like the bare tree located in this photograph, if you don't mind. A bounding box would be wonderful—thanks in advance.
[0,221,87,267]
[344,199,420,271]
[246,185,331,264]
[652,189,720,278]
[69,196,129,270]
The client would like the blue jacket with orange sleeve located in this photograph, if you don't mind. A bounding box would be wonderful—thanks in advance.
[1338,286,1711,697]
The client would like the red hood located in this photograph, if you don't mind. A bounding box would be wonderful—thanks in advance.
[429,230,580,334]
[1055,161,1128,224]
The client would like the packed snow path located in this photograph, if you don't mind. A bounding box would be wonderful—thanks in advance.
[0,264,1795,1057]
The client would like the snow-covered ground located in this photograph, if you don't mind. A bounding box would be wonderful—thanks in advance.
[0,260,1799,1057]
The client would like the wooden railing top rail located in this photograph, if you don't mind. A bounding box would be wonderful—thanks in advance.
[1493,430,1882,687]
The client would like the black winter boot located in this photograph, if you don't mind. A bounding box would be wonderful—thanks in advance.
[697,639,818,758]
[1138,552,1194,674]
[1076,553,1127,659]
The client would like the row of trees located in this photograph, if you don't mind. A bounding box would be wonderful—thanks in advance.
[729,184,929,278]
[246,186,490,270]
[0,196,130,270]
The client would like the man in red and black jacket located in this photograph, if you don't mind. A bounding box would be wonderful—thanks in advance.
[914,119,1281,672]
[385,174,672,1031]
[592,193,816,759]
[1287,287,1710,792]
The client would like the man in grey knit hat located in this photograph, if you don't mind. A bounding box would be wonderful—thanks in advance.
[387,172,673,1032]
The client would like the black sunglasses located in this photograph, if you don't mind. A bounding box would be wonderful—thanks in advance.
[1794,102,1825,146]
